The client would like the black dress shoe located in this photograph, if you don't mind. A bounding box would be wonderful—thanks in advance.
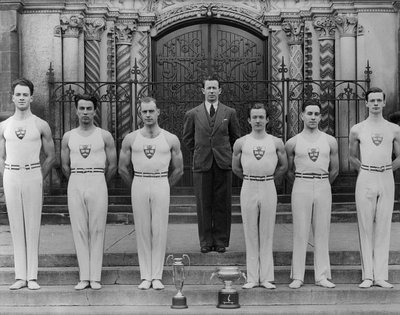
[215,246,226,253]
[201,246,212,253]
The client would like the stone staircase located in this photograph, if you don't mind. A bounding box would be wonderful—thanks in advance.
[0,175,400,314]
[0,238,400,314]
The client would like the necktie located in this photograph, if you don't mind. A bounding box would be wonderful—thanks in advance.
[210,104,215,117]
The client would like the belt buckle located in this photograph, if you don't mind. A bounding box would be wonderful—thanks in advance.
[23,164,30,170]
[378,166,385,172]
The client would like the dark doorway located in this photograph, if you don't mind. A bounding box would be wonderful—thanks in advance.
[153,22,268,187]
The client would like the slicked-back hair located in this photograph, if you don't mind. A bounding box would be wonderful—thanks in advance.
[74,94,98,110]
[12,78,34,95]
[365,87,385,102]
[138,96,157,108]
[301,100,322,112]
[202,76,220,88]
[248,103,268,119]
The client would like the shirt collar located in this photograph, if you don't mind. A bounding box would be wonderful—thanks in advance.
[205,101,218,111]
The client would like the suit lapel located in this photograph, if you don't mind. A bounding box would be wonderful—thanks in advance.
[211,103,226,135]
[196,103,211,131]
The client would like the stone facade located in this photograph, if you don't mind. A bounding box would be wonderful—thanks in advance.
[0,0,398,117]
[0,0,399,183]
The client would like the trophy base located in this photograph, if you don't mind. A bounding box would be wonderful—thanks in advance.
[216,291,240,309]
[171,295,188,309]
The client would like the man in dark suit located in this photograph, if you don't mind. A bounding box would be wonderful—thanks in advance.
[182,77,241,253]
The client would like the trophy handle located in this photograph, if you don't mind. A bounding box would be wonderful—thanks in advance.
[210,271,217,281]
[165,254,174,266]
[182,254,191,272]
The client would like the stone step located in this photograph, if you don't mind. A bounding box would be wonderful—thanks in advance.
[4,201,387,214]
[1,265,400,286]
[0,284,398,307]
[2,209,399,225]
[1,251,400,268]
[1,304,400,315]
[39,193,358,205]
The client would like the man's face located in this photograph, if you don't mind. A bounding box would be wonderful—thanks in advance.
[366,92,385,114]
[12,85,32,112]
[248,108,268,131]
[202,80,221,103]
[140,101,159,126]
[301,105,321,129]
[76,99,96,125]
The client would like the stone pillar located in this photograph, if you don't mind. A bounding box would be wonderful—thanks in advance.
[0,3,21,120]
[335,14,358,171]
[336,14,357,81]
[115,22,136,143]
[282,19,304,138]
[61,15,84,82]
[0,2,22,202]
[60,14,84,132]
[313,16,336,136]
[84,17,105,126]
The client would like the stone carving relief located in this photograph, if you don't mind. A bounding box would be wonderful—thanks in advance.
[313,16,336,40]
[282,20,304,45]
[335,14,358,37]
[154,2,265,36]
[115,22,136,45]
[84,18,106,41]
[60,15,84,38]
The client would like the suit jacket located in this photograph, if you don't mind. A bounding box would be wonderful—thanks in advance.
[182,102,241,172]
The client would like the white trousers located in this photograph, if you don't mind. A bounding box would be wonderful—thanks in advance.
[240,180,277,283]
[132,177,170,281]
[3,168,43,281]
[355,170,394,281]
[68,174,108,281]
[291,178,332,282]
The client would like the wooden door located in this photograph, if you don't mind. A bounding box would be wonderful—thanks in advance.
[153,23,267,187]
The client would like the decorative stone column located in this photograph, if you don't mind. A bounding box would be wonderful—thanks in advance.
[336,14,357,82]
[60,15,84,82]
[0,2,21,120]
[282,19,304,138]
[84,18,105,126]
[394,1,400,109]
[335,14,358,171]
[313,16,336,136]
[115,22,136,141]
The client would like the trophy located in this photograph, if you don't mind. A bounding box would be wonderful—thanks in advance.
[210,266,246,309]
[166,254,190,309]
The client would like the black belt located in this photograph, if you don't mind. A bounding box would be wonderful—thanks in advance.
[5,162,41,170]
[243,174,274,182]
[295,172,329,179]
[134,171,168,178]
[71,168,104,174]
[360,164,392,172]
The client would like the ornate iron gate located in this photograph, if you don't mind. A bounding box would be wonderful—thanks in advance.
[47,59,371,190]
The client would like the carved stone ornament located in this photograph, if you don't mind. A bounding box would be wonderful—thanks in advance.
[115,22,137,45]
[313,16,336,40]
[60,15,84,38]
[84,18,106,41]
[154,2,264,37]
[282,20,304,45]
[335,14,358,37]
[393,1,400,12]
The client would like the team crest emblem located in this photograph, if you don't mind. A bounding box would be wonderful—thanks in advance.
[15,127,26,140]
[253,146,265,160]
[143,145,156,159]
[308,147,320,162]
[79,145,91,158]
[371,133,383,146]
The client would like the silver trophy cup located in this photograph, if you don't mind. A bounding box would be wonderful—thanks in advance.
[166,254,190,309]
[210,266,246,309]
